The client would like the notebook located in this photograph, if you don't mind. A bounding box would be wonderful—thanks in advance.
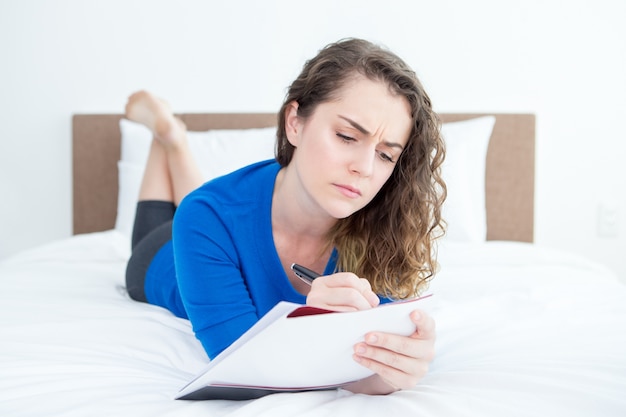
[176,294,432,400]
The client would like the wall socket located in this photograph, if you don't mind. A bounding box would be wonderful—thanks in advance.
[597,203,619,238]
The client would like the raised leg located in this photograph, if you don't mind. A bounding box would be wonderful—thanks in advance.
[124,90,204,205]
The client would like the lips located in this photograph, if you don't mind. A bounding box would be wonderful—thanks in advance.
[334,183,362,199]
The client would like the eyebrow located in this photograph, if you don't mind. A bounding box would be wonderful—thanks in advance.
[338,115,405,150]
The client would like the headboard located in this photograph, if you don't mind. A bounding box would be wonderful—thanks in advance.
[72,113,535,242]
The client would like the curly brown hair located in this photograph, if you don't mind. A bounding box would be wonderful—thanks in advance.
[275,38,446,299]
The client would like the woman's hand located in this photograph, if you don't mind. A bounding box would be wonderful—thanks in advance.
[345,309,436,395]
[306,272,380,312]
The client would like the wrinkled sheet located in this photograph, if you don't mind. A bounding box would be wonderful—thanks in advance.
[1,231,625,416]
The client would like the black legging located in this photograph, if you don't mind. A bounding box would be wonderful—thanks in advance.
[125,200,176,302]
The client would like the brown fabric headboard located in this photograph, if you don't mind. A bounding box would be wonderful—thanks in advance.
[72,113,535,242]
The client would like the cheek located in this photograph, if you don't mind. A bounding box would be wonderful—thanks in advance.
[305,131,342,162]
[295,132,341,181]
[372,166,396,192]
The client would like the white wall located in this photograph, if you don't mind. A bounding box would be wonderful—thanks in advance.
[1,0,625,281]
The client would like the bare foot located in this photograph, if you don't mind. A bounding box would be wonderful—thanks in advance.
[124,90,186,148]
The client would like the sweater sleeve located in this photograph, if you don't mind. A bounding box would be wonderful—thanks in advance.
[172,191,259,359]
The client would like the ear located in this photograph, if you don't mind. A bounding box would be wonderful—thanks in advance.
[284,101,301,146]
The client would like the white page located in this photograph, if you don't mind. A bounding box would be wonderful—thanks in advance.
[178,295,432,396]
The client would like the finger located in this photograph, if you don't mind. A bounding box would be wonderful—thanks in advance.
[307,287,376,311]
[410,309,436,340]
[362,313,436,361]
[352,347,425,389]
[318,274,379,308]
[354,341,415,371]
[358,278,380,307]
[321,272,364,288]
[361,332,434,361]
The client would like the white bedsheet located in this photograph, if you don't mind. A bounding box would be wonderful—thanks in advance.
[1,231,625,416]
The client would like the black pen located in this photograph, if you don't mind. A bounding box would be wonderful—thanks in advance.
[290,263,321,285]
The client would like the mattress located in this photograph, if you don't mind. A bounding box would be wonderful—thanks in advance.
[1,231,625,416]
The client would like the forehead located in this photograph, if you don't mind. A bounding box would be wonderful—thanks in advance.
[319,75,412,145]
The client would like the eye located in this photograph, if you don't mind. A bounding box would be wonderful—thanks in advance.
[337,133,355,143]
[377,150,395,163]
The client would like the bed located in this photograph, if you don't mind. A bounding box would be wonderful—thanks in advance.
[1,112,625,416]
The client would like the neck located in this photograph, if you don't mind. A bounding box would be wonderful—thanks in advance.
[272,165,337,239]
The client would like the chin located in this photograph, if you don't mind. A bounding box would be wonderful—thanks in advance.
[324,202,363,220]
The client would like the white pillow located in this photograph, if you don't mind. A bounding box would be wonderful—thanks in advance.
[116,116,496,243]
[116,160,146,239]
[440,116,496,242]
[116,119,276,238]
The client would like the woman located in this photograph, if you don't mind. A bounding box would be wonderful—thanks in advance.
[125,38,445,395]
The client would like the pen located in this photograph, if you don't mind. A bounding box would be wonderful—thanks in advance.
[290,263,321,285]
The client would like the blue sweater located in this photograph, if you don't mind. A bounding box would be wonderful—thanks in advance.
[143,160,339,359]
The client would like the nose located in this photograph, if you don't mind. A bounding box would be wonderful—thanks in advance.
[349,145,375,177]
